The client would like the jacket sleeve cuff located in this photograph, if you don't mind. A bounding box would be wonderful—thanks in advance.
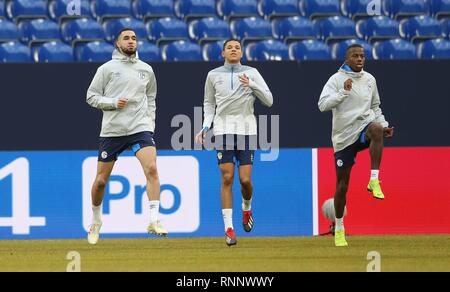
[248,78,258,90]
[339,88,351,96]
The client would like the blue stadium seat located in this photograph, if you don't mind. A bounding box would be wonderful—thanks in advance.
[61,18,105,45]
[48,0,92,22]
[19,19,61,46]
[202,40,224,61]
[0,41,32,62]
[92,0,132,22]
[373,38,417,59]
[189,17,231,44]
[147,17,188,45]
[341,0,374,20]
[245,39,289,61]
[230,17,273,46]
[382,0,430,20]
[175,0,216,21]
[0,19,19,42]
[314,16,357,44]
[33,41,74,62]
[288,39,331,60]
[103,18,147,43]
[299,0,341,20]
[217,0,259,21]
[137,40,161,61]
[6,0,48,22]
[0,1,5,19]
[430,0,450,19]
[356,16,400,43]
[258,0,299,20]
[442,18,450,38]
[331,39,374,60]
[132,0,175,20]
[400,15,443,43]
[75,41,114,62]
[417,38,450,59]
[272,16,316,43]
[162,40,202,61]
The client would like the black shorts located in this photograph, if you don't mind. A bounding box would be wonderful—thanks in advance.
[215,135,256,166]
[334,124,371,169]
[98,131,156,162]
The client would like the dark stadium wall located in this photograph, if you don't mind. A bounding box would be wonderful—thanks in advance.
[0,60,449,151]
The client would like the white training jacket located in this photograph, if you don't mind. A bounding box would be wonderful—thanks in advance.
[86,50,157,137]
[318,65,389,152]
[202,62,273,136]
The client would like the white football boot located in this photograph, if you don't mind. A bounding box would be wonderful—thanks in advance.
[147,221,168,237]
[87,223,102,245]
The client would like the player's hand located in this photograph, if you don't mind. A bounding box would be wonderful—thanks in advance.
[117,97,128,109]
[384,127,394,138]
[344,78,353,91]
[239,74,250,87]
[195,130,207,145]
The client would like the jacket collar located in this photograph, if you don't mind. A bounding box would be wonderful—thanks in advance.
[112,49,139,64]
[224,62,242,71]
[339,63,364,79]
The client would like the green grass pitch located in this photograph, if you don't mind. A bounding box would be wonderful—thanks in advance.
[0,235,449,272]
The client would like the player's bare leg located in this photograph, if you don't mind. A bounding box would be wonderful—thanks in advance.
[136,146,160,202]
[220,163,237,246]
[239,165,254,232]
[135,146,167,236]
[220,162,235,209]
[334,167,351,218]
[334,167,352,247]
[366,123,386,199]
[366,123,384,170]
[88,161,115,245]
[239,165,253,201]
[91,161,115,206]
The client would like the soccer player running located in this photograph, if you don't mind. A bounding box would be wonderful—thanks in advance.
[318,44,394,247]
[195,39,273,246]
[86,28,167,245]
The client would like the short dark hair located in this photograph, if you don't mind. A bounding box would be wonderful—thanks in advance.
[346,44,364,55]
[223,38,242,51]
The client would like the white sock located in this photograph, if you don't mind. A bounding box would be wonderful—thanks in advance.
[242,197,252,211]
[371,169,379,181]
[222,209,233,231]
[92,205,102,225]
[335,217,344,231]
[149,200,160,224]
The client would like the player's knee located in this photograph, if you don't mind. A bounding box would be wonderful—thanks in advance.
[239,177,252,189]
[144,164,158,179]
[94,177,108,190]
[369,123,384,140]
[337,180,349,194]
[222,172,234,186]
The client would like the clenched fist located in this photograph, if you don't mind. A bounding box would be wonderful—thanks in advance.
[344,78,353,92]
[117,97,128,109]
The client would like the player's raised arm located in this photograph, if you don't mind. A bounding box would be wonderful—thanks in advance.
[86,67,118,111]
[243,69,273,107]
[318,77,352,112]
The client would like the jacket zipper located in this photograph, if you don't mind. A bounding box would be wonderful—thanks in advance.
[231,67,234,90]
